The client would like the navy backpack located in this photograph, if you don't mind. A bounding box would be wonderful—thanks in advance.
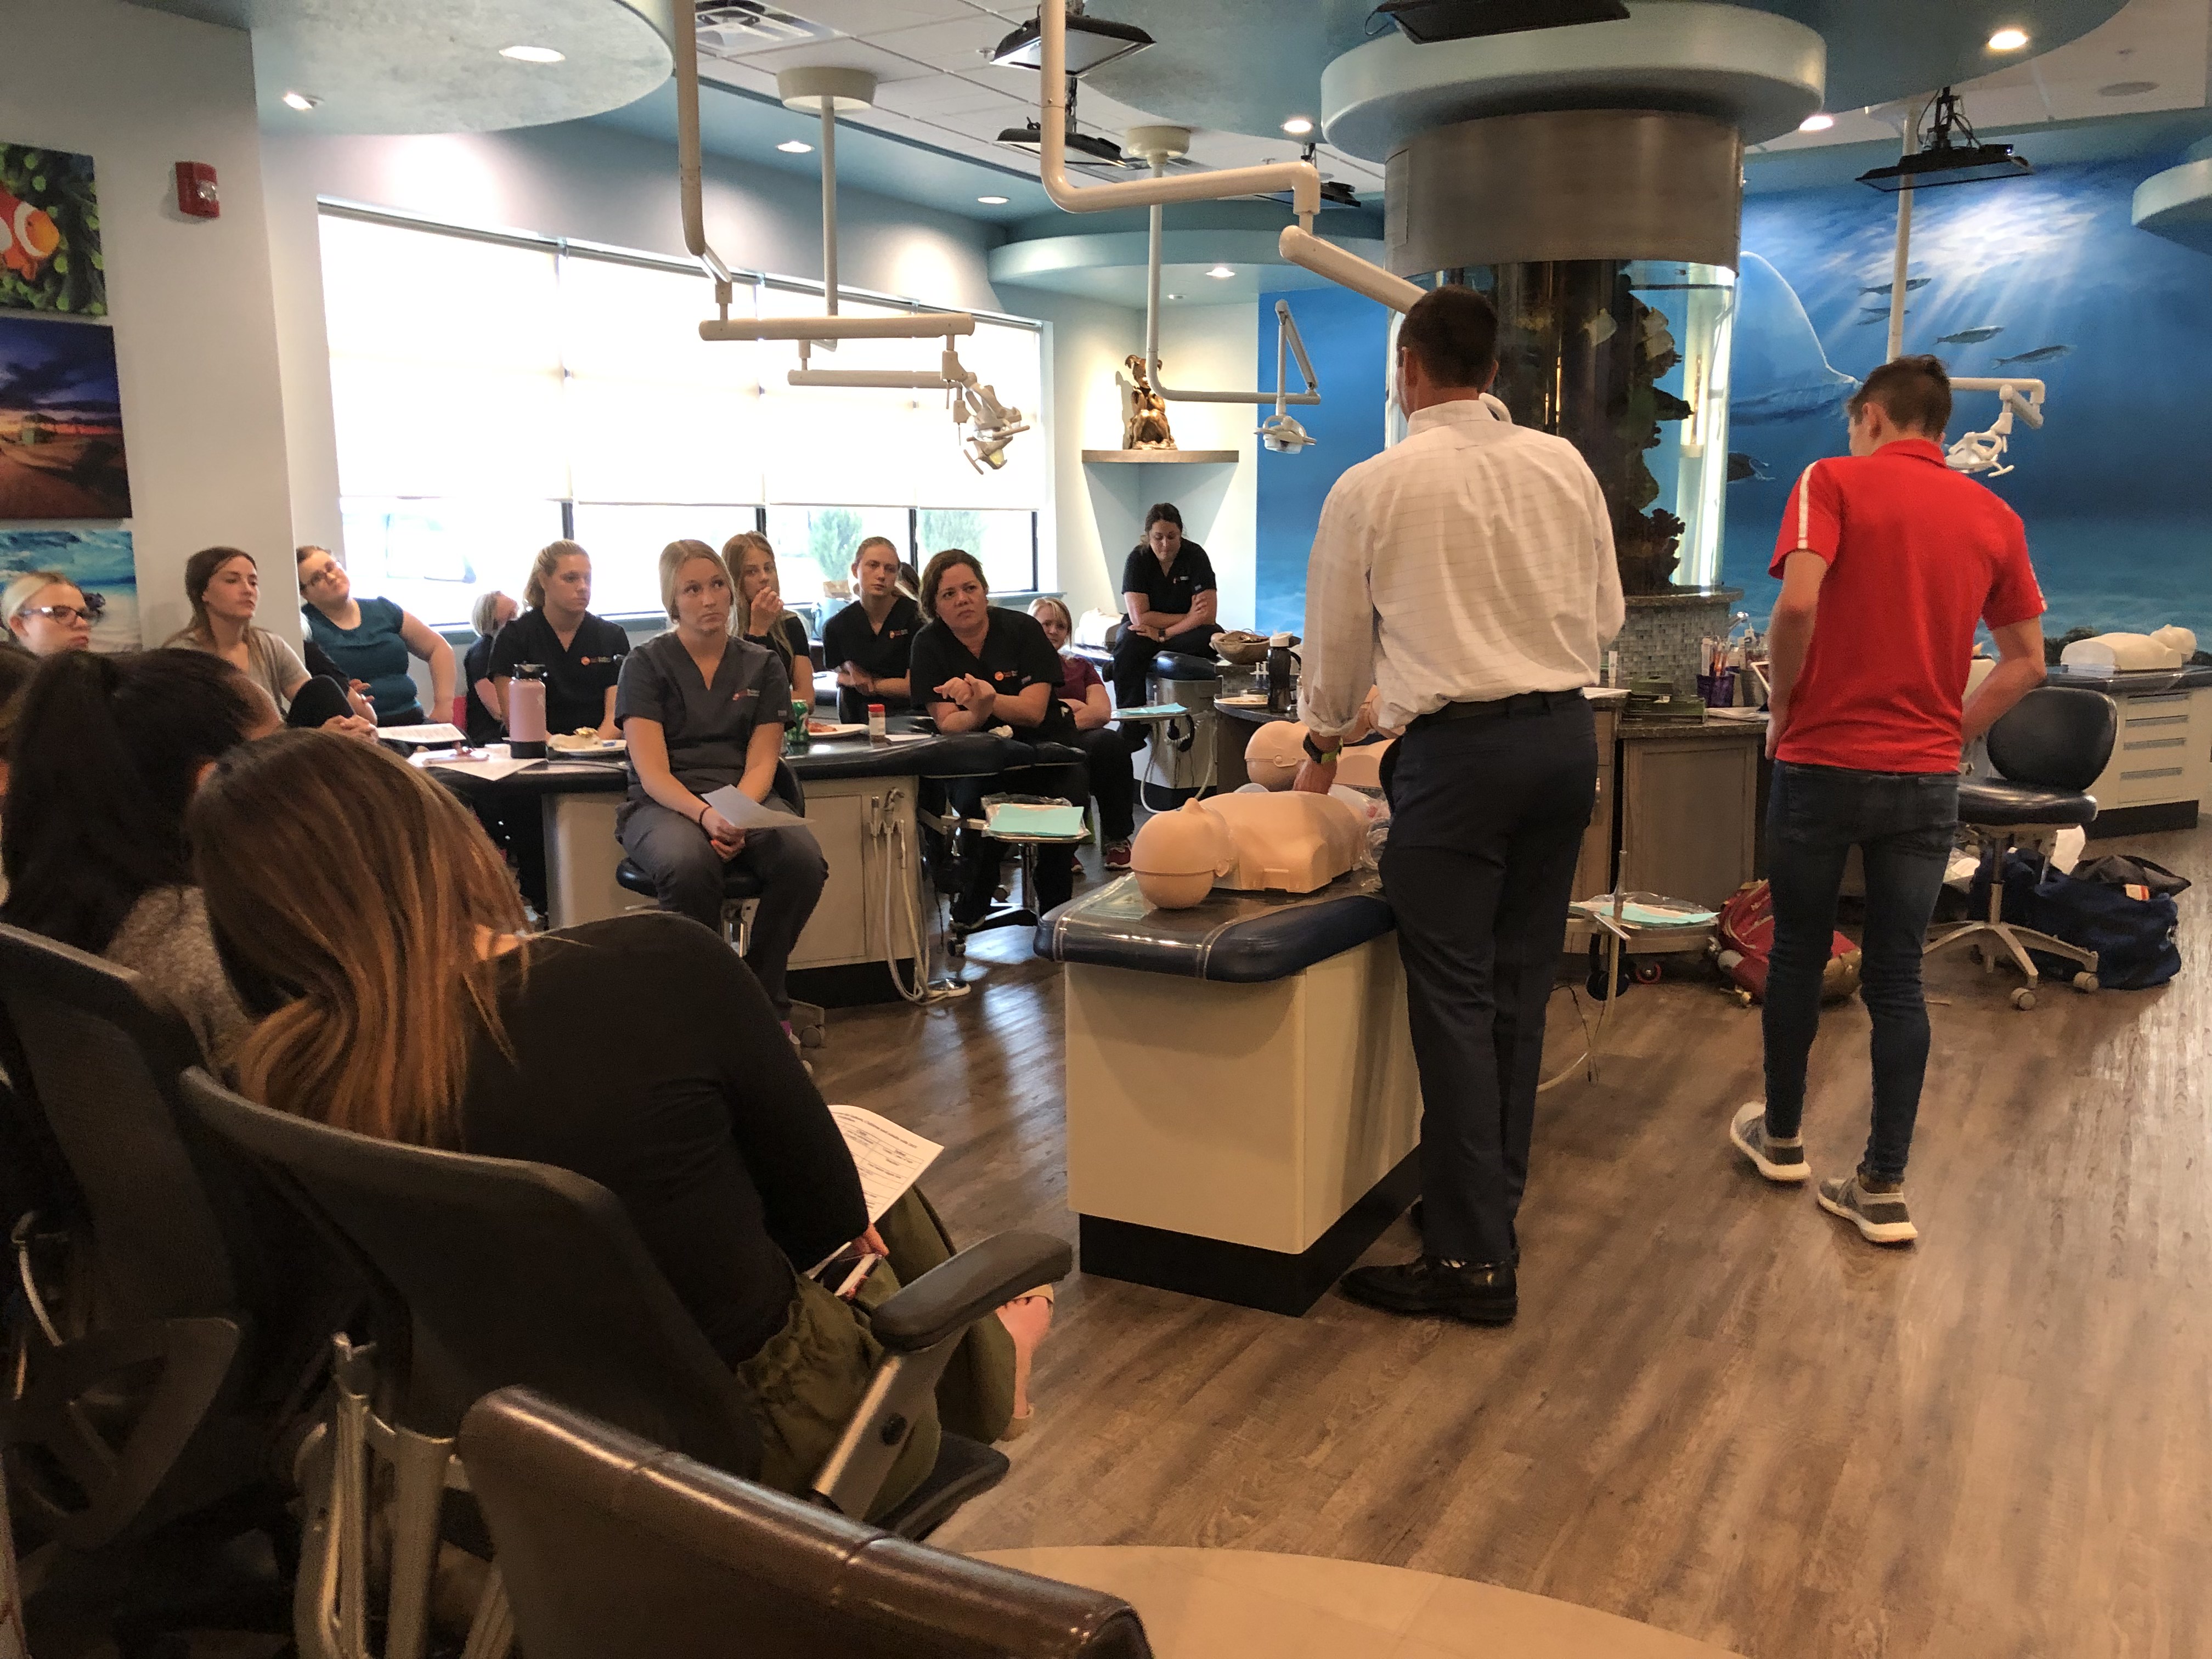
[1982,852,2187,990]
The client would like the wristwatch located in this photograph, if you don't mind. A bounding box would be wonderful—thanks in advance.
[1301,730,1342,765]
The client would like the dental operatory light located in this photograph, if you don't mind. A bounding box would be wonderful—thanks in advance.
[1798,113,1835,132]
[499,45,566,64]
[1944,377,2046,479]
[1987,27,2029,51]
[990,4,1153,74]
[1375,0,1628,44]
[1857,87,2031,192]
[1259,413,1316,453]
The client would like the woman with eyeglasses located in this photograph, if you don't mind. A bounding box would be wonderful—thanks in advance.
[295,543,455,727]
[1,572,99,657]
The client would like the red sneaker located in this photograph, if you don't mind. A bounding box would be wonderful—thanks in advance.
[1104,840,1132,869]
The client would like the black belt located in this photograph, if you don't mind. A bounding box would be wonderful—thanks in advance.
[1407,689,1585,732]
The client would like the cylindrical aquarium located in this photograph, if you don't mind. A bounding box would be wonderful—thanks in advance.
[1413,261,1736,594]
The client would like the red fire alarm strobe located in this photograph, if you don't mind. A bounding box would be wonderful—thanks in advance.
[175,162,219,219]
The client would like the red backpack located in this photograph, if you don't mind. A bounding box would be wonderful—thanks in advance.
[1715,881,1861,1005]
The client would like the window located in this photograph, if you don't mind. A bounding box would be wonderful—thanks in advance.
[320,208,1046,628]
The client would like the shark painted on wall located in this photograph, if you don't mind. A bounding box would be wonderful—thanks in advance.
[1729,252,1861,426]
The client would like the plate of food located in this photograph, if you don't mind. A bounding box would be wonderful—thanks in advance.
[548,730,625,755]
[806,719,870,738]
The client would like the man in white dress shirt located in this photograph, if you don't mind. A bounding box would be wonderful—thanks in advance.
[1296,285,1624,1325]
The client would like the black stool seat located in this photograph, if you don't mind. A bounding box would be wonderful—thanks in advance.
[1150,651,1217,680]
[1956,778,2098,828]
[616,859,764,900]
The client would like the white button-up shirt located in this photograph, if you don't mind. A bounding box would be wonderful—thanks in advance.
[1299,397,1626,738]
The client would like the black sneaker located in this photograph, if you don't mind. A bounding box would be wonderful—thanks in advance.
[1339,1257,1516,1325]
[1729,1102,1810,1183]
[1816,1170,1918,1244]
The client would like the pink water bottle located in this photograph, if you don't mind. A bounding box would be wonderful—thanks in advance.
[507,663,548,758]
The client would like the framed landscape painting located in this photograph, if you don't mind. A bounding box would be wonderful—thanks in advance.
[0,313,131,519]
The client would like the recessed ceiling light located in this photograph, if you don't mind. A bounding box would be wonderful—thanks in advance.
[1206,265,1234,279]
[1987,26,2028,50]
[1798,112,1835,132]
[777,139,812,154]
[2100,80,2158,97]
[978,194,1010,205]
[1166,293,1182,300]
[1282,116,1314,136]
[281,90,320,111]
[499,45,565,64]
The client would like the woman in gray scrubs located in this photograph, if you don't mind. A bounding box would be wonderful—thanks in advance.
[614,540,827,1019]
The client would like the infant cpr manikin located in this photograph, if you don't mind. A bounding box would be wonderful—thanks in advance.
[1128,793,1367,908]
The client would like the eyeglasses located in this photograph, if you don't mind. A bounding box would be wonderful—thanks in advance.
[20,603,100,625]
[302,566,343,587]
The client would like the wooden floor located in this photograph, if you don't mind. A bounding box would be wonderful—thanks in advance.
[812,826,2212,1659]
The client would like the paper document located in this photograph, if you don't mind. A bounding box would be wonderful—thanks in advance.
[702,786,800,831]
[379,723,467,746]
[828,1105,943,1224]
[984,801,1089,840]
[423,755,541,781]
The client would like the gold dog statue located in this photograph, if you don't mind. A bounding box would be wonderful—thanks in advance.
[1123,353,1176,450]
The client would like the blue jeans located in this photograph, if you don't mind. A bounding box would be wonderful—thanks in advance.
[1762,762,1959,1182]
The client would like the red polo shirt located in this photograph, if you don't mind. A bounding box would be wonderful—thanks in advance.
[1770,438,2044,774]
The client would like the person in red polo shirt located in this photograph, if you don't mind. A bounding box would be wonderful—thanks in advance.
[1729,356,2047,1244]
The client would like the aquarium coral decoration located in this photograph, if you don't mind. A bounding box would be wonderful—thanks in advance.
[1488,262,1697,595]
[0,143,105,318]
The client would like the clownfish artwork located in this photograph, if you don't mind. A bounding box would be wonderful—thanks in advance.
[0,187,61,280]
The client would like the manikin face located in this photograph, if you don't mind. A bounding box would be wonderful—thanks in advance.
[1147,518,1183,561]
[204,555,260,626]
[934,563,989,636]
[854,542,901,600]
[544,554,591,616]
[10,582,93,655]
[1032,605,1070,649]
[673,557,732,636]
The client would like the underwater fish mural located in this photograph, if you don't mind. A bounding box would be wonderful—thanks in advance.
[1993,343,2073,366]
[1859,276,1931,295]
[1937,325,2004,345]
[1727,453,1771,483]
[1730,252,1861,425]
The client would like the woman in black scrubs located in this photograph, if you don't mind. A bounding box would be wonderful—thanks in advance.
[1110,501,1221,719]
[907,549,1085,925]
[724,531,812,710]
[489,540,630,738]
[615,541,827,1020]
[820,535,919,724]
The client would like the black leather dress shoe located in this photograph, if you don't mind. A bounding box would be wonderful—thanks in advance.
[1339,1256,1516,1326]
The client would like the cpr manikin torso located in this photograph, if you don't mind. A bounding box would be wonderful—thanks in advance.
[1130,794,1367,908]
[2058,625,2198,672]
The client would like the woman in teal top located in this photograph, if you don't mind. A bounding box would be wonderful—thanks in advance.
[295,544,455,725]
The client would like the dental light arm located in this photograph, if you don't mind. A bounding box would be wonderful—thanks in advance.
[789,343,1030,475]
[1035,0,1415,313]
[1944,377,2045,478]
[673,6,735,293]
[1259,303,1321,452]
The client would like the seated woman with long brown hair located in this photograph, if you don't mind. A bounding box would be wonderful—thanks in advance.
[189,731,1050,1511]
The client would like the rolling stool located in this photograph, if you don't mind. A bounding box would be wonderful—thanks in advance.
[616,859,764,955]
[1924,685,2118,1009]
[1136,652,1221,810]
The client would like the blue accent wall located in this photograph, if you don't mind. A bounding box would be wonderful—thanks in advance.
[1728,156,2212,642]
[1254,284,1391,635]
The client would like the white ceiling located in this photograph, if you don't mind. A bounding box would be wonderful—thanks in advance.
[693,0,1387,198]
[1752,0,2210,155]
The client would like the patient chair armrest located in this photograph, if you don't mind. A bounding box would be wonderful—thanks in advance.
[869,1231,1071,1353]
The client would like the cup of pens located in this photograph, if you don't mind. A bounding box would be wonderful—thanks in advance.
[1697,635,1740,708]
[1696,669,1737,708]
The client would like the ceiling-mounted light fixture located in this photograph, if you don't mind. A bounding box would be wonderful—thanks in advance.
[998,118,1127,165]
[281,90,320,111]
[978,194,1011,204]
[1798,112,1835,132]
[1206,265,1235,279]
[1282,116,1314,136]
[1987,26,2029,51]
[1858,87,2031,191]
[499,44,566,63]
[777,139,812,153]
[991,4,1153,74]
[1377,0,1628,43]
[1261,143,1360,208]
